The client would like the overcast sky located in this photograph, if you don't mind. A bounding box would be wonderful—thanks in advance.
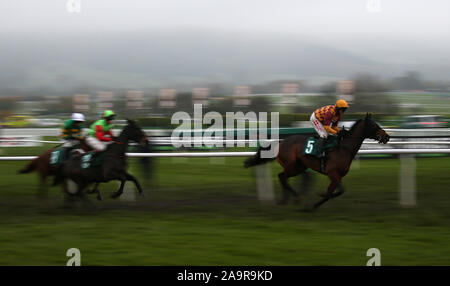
[1,0,449,39]
[1,1,449,90]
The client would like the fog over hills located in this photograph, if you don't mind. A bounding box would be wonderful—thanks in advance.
[0,30,449,93]
[1,1,450,93]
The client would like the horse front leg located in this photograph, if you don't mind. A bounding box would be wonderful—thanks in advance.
[312,172,341,211]
[278,172,296,205]
[110,174,126,199]
[125,172,145,197]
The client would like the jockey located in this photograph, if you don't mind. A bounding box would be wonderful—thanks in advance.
[61,113,85,152]
[86,110,116,152]
[310,99,349,156]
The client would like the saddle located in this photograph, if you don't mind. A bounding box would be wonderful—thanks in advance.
[302,135,338,158]
[303,135,339,173]
[50,148,105,169]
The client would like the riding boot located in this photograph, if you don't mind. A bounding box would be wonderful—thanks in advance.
[316,138,326,172]
[317,138,326,158]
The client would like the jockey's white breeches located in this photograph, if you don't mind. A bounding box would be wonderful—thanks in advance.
[85,136,110,152]
[310,112,329,139]
[62,139,77,148]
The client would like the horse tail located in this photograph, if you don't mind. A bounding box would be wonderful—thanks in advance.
[18,159,38,174]
[18,149,53,175]
[244,146,276,168]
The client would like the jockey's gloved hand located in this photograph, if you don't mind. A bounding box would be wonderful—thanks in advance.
[337,128,348,137]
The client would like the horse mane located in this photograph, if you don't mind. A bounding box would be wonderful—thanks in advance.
[343,114,376,138]
[346,119,364,135]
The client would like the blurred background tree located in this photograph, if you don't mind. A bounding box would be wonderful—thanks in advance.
[0,97,20,119]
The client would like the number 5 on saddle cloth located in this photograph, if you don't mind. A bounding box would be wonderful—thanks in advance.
[303,136,338,158]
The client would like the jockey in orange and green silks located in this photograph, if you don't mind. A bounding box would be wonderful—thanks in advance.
[86,110,116,152]
[310,99,349,138]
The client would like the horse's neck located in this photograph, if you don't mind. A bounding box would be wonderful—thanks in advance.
[117,128,131,145]
[342,122,367,160]
[107,129,129,155]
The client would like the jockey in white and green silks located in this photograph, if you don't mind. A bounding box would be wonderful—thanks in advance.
[61,113,85,148]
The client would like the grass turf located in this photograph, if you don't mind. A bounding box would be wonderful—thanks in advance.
[0,143,449,265]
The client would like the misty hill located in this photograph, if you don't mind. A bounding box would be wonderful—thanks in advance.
[0,30,440,92]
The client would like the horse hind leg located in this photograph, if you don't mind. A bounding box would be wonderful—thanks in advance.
[62,180,76,209]
[330,183,346,199]
[37,173,49,199]
[278,165,306,205]
[278,172,293,205]
[73,182,95,210]
[86,183,103,201]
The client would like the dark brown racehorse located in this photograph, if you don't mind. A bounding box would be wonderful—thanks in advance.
[244,113,390,211]
[55,120,148,201]
[18,138,93,198]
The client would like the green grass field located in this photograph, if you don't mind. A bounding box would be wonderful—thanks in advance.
[0,142,449,265]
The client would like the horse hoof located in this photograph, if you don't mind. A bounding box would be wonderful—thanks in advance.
[311,204,321,211]
[110,193,120,199]
[277,200,288,205]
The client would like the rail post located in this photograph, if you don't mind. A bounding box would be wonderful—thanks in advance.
[255,164,275,203]
[399,154,417,207]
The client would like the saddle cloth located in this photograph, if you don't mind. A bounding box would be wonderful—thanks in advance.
[49,148,67,165]
[80,152,105,169]
[50,149,105,169]
[302,136,338,157]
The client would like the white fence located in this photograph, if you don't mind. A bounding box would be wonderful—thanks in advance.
[1,148,449,161]
[2,127,450,138]
[1,129,450,207]
[1,149,449,208]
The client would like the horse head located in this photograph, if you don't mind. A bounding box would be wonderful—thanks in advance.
[364,113,390,144]
[122,119,148,147]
